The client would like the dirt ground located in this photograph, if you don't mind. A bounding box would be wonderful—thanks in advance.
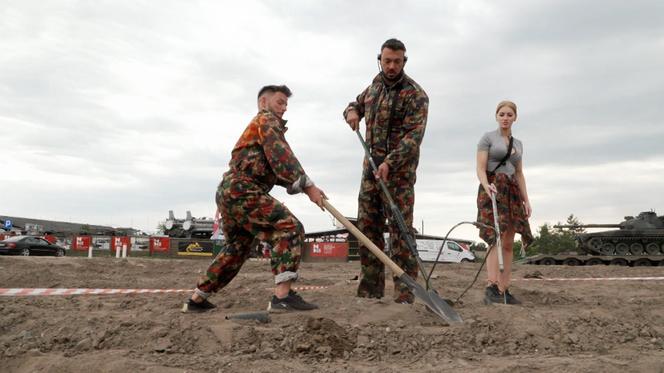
[1,256,663,373]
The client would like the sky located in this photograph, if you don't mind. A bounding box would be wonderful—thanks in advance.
[1,0,663,242]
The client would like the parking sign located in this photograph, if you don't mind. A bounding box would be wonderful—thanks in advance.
[3,220,11,229]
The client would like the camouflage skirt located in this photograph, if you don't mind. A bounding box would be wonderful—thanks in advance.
[477,173,534,248]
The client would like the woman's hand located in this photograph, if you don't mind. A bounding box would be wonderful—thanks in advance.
[484,183,497,196]
[523,200,532,218]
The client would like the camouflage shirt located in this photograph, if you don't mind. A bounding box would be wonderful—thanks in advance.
[222,110,313,195]
[345,73,428,177]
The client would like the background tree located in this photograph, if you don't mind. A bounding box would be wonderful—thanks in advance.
[555,214,586,234]
[80,224,91,235]
[526,214,584,256]
[469,242,487,252]
[513,240,525,260]
[156,221,166,235]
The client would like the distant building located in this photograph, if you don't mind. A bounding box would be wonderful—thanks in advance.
[305,216,474,261]
[114,227,144,236]
[1,215,119,236]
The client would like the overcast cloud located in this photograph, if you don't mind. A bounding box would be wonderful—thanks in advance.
[1,0,663,242]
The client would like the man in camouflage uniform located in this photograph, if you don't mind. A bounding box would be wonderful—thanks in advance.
[183,85,326,313]
[343,38,429,304]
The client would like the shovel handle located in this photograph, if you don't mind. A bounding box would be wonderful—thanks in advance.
[323,200,404,276]
[490,193,504,273]
[355,130,423,271]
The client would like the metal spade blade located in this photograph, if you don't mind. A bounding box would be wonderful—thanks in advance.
[323,200,463,324]
[400,274,463,323]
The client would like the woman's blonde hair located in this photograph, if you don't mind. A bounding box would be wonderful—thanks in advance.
[495,100,517,116]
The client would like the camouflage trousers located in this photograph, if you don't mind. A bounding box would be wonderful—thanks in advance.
[477,173,534,247]
[196,178,304,297]
[356,171,418,303]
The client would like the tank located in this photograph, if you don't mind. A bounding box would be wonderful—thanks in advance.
[554,211,664,257]
[163,210,214,239]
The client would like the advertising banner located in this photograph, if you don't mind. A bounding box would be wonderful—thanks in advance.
[44,234,57,244]
[304,242,348,262]
[177,240,214,257]
[111,236,132,254]
[149,237,170,254]
[72,236,92,251]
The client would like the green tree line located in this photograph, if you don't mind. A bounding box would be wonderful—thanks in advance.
[471,214,585,261]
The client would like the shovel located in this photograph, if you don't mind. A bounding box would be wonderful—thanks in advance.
[490,193,504,273]
[354,130,437,288]
[490,192,507,304]
[323,200,462,324]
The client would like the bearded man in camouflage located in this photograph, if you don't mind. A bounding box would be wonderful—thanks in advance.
[183,85,326,313]
[343,39,429,304]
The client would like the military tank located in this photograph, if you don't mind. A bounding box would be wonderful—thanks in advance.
[523,211,664,266]
[163,210,214,239]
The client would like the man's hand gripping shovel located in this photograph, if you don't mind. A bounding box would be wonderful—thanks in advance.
[330,130,462,323]
[323,200,462,324]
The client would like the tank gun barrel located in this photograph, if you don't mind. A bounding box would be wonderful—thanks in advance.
[183,219,214,231]
[553,224,621,229]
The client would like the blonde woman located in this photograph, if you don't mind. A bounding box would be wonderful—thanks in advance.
[476,100,534,305]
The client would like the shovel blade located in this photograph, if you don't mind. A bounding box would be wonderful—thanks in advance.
[400,273,463,324]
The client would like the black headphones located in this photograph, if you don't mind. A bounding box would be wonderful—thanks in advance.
[377,53,408,62]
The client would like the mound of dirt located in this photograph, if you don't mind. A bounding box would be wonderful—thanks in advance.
[1,256,663,372]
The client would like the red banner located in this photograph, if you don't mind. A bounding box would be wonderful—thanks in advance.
[149,237,170,253]
[72,236,91,251]
[111,236,131,254]
[308,242,348,258]
[43,234,57,244]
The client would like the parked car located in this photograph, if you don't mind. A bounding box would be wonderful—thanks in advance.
[416,239,475,263]
[0,236,66,257]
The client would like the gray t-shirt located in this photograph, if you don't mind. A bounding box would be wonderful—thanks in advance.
[477,129,523,176]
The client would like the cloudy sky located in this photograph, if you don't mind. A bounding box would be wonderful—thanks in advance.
[2,0,663,242]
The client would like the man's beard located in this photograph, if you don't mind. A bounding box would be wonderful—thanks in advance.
[382,70,403,84]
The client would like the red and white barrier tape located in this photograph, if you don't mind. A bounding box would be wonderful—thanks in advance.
[264,285,330,291]
[0,288,191,296]
[515,276,664,282]
[292,285,329,291]
[0,285,329,297]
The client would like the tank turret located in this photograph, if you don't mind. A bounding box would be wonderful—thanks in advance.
[554,211,664,256]
[163,210,214,239]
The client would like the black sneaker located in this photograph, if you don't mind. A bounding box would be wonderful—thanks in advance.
[484,284,506,305]
[268,290,318,313]
[504,289,521,305]
[181,298,217,313]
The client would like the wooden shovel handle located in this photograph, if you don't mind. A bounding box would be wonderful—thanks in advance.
[323,200,404,276]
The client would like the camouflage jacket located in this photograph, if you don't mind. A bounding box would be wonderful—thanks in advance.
[222,110,313,195]
[344,73,428,178]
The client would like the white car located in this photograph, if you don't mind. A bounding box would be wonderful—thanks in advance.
[416,239,475,263]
